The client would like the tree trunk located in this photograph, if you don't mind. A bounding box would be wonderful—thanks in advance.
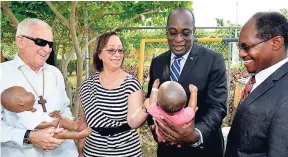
[72,56,83,117]
[62,49,74,109]
[1,2,19,26]
[70,1,83,118]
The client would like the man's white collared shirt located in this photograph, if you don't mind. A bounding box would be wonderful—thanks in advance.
[0,55,78,157]
[252,57,288,92]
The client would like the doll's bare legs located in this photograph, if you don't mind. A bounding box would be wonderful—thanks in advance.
[149,79,160,106]
[35,111,61,129]
[53,118,91,139]
[187,84,198,111]
[53,126,91,139]
[36,110,91,139]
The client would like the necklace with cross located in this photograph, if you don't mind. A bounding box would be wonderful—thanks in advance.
[20,69,47,112]
[38,96,47,112]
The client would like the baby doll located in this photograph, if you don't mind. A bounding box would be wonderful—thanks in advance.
[1,86,91,139]
[147,80,198,142]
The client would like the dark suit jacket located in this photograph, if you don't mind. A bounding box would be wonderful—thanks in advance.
[147,44,227,157]
[225,62,288,157]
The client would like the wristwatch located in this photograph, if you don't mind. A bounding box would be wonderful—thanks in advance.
[23,130,32,144]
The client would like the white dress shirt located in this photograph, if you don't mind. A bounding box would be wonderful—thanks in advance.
[170,50,190,74]
[170,49,204,146]
[0,55,78,157]
[252,57,288,92]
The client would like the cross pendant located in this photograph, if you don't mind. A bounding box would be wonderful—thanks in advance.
[38,96,47,112]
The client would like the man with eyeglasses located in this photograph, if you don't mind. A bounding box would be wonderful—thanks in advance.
[225,12,288,157]
[1,18,78,157]
[146,7,227,157]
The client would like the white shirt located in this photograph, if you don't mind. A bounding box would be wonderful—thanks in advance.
[0,55,78,157]
[170,49,190,74]
[252,57,288,92]
[170,48,204,147]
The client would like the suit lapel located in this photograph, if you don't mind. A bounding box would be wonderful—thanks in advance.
[178,44,200,83]
[239,61,288,109]
[162,51,171,82]
[240,78,274,108]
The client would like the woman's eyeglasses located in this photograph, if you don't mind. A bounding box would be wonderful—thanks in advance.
[22,35,54,48]
[102,48,125,55]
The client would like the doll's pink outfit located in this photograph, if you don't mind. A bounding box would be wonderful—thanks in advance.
[147,105,195,142]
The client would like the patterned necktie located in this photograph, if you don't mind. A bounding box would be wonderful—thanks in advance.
[170,56,182,81]
[241,75,256,100]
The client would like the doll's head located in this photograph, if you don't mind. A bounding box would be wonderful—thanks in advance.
[157,81,187,113]
[1,86,35,112]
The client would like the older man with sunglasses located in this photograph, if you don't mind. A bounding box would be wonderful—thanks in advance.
[1,18,78,157]
[225,12,288,157]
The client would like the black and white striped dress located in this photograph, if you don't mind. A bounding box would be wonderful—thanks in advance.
[79,72,142,157]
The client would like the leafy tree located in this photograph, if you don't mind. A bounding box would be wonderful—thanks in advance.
[280,8,288,18]
[1,1,192,117]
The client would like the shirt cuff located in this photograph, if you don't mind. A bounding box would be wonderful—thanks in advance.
[190,128,203,147]
[12,128,26,148]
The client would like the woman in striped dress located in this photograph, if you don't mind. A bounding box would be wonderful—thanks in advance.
[78,32,149,157]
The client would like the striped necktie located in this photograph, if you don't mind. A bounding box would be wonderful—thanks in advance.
[170,56,182,81]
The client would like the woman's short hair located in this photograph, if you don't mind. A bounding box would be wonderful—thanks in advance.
[16,18,52,37]
[93,31,124,71]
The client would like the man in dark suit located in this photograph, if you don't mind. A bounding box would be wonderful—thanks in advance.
[146,7,227,157]
[225,12,288,157]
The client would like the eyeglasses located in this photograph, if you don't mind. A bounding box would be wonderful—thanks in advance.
[102,48,125,55]
[21,35,54,48]
[237,38,273,52]
[166,28,194,39]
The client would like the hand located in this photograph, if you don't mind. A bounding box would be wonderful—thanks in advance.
[29,127,64,151]
[155,117,199,145]
[155,84,199,145]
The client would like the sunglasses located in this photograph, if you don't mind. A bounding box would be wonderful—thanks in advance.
[102,48,125,55]
[22,35,54,48]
